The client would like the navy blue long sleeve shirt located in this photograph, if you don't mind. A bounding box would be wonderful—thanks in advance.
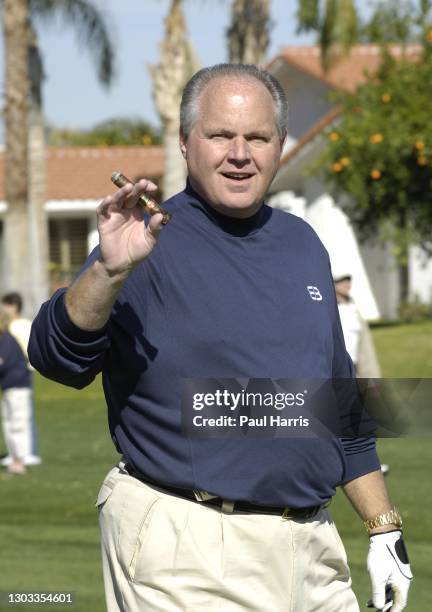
[29,184,380,507]
[0,331,31,391]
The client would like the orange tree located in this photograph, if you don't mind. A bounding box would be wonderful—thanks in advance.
[317,32,432,299]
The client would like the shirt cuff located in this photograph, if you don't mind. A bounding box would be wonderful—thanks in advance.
[340,436,381,483]
[53,289,108,343]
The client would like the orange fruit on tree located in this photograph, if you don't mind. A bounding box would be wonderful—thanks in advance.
[370,133,384,144]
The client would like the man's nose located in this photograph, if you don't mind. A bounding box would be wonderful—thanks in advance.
[227,137,251,163]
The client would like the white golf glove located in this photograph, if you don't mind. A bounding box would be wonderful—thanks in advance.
[367,530,413,611]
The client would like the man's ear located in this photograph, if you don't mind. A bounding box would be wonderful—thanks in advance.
[179,133,187,159]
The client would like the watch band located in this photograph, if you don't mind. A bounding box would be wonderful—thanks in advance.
[364,507,403,533]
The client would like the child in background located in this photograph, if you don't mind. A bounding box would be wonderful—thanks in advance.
[0,306,33,475]
[1,292,41,466]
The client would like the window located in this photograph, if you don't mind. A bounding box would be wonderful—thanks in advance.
[49,218,89,288]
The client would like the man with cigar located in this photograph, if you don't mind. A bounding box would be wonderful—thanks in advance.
[29,64,411,611]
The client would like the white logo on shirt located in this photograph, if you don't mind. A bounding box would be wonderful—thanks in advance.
[307,286,323,301]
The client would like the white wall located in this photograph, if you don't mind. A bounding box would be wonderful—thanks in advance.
[410,247,432,303]
[359,242,399,319]
[267,190,306,217]
[87,215,99,254]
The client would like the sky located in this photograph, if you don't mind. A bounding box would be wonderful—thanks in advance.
[0,0,315,133]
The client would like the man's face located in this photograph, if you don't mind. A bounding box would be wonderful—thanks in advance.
[180,77,284,218]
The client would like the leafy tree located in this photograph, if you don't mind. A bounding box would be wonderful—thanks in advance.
[361,0,418,43]
[296,0,430,67]
[296,0,358,69]
[1,0,115,312]
[316,30,432,300]
[30,0,114,85]
[48,118,162,147]
[227,0,271,65]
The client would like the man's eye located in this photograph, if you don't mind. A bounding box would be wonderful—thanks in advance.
[211,134,229,139]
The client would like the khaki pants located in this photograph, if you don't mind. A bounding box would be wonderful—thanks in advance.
[1,387,32,460]
[96,466,360,612]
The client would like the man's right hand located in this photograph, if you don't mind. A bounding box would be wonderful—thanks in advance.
[96,178,165,277]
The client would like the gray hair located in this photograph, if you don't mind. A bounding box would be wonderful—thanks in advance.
[180,63,288,141]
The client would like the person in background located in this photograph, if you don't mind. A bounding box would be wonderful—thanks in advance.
[333,273,381,378]
[0,306,33,475]
[333,272,389,475]
[1,292,41,466]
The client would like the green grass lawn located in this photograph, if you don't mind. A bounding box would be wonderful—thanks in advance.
[0,320,431,610]
[372,320,432,378]
[0,376,116,611]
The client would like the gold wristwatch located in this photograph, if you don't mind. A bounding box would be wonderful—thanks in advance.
[364,507,403,534]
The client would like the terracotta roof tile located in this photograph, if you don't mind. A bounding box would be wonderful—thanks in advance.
[0,146,165,201]
[271,43,422,92]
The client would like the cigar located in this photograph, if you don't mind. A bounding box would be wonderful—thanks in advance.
[111,171,172,225]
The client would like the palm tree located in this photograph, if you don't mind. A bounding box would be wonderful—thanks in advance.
[226,0,357,69]
[150,0,199,199]
[2,0,115,315]
[2,0,31,309]
[226,0,358,70]
[227,0,271,65]
[296,0,358,69]
[27,23,49,315]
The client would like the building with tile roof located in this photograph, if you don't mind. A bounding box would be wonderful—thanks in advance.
[267,44,431,319]
[0,146,164,293]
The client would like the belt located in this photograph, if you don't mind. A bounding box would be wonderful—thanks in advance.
[122,463,324,519]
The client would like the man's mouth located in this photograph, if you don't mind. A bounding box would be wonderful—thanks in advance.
[221,172,254,182]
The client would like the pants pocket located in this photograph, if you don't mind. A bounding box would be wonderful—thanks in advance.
[127,495,160,582]
[95,467,121,511]
[115,479,161,582]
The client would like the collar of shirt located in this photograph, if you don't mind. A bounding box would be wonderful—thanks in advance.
[183,179,272,238]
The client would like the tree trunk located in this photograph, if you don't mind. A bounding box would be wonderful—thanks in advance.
[394,207,409,305]
[227,0,271,66]
[2,0,33,314]
[398,261,409,304]
[28,27,49,309]
[28,103,49,310]
[150,0,200,200]
[397,210,409,304]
